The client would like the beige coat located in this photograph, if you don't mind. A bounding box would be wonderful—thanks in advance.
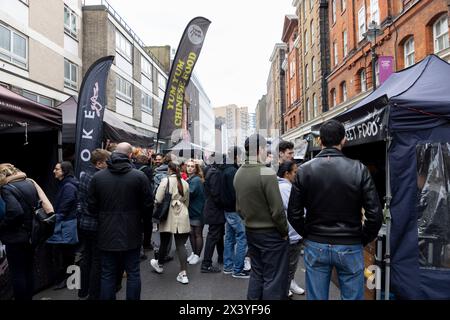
[156,175,190,234]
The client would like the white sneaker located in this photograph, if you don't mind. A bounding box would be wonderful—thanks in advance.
[177,273,189,284]
[150,259,163,274]
[288,290,293,298]
[187,252,195,263]
[188,254,200,265]
[244,257,251,271]
[290,280,305,295]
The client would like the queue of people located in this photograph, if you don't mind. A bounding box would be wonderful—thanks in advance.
[0,119,382,301]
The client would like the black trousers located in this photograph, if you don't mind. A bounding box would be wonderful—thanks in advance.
[142,212,153,248]
[5,243,34,300]
[52,243,76,284]
[78,231,101,299]
[246,230,289,300]
[202,223,225,267]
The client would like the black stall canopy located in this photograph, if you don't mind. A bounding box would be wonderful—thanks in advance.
[312,54,450,147]
[0,85,62,190]
[57,96,155,147]
[0,85,61,133]
[311,54,450,299]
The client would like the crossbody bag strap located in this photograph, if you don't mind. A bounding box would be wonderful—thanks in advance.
[4,183,35,211]
[165,176,170,195]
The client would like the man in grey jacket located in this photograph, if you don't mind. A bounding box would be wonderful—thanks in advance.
[234,134,289,300]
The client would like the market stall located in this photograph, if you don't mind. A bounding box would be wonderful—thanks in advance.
[311,54,450,299]
[0,85,62,299]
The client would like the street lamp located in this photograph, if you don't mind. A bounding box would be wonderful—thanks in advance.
[363,21,382,91]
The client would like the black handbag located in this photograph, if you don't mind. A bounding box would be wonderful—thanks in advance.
[152,178,171,223]
[6,183,55,247]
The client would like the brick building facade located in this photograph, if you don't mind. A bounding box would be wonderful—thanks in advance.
[328,0,450,113]
[282,15,302,132]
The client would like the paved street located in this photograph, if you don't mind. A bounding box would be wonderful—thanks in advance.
[33,230,341,300]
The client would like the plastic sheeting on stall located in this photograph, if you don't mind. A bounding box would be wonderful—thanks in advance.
[416,143,450,269]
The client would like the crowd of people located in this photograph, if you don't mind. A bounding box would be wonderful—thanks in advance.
[0,119,383,300]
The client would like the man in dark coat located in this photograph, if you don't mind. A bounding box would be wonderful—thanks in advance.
[200,154,225,273]
[88,142,153,300]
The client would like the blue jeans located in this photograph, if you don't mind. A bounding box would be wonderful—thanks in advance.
[100,248,141,300]
[304,239,364,300]
[224,212,247,273]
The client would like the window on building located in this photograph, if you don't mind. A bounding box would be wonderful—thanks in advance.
[331,89,337,107]
[141,56,152,79]
[433,15,449,53]
[290,58,295,78]
[343,30,348,57]
[306,98,310,121]
[304,30,309,53]
[360,69,367,92]
[64,5,77,39]
[0,23,27,68]
[22,90,53,107]
[158,73,167,98]
[341,0,346,12]
[142,92,153,114]
[332,0,337,24]
[370,0,380,25]
[290,86,294,105]
[116,76,132,103]
[115,31,132,61]
[313,94,318,117]
[341,81,347,102]
[333,41,338,66]
[310,20,315,47]
[358,6,366,42]
[305,64,309,88]
[312,57,316,82]
[291,86,297,105]
[64,59,77,90]
[404,36,415,67]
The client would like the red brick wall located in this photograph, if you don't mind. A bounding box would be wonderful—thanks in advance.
[328,0,448,108]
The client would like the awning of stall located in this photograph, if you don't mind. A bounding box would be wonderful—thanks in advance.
[0,85,62,133]
[57,96,155,147]
[310,54,446,147]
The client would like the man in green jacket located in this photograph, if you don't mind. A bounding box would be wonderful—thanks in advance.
[234,134,289,300]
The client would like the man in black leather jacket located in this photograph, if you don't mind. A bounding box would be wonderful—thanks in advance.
[287,120,382,300]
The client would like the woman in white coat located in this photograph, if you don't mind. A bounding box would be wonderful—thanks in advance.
[150,161,190,284]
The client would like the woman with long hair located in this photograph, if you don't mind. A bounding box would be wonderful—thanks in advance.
[150,161,190,284]
[47,161,79,290]
[186,160,206,265]
[0,163,53,300]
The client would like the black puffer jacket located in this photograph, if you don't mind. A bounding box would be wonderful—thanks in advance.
[287,148,382,246]
[203,165,225,225]
[88,153,153,251]
[220,163,238,212]
[0,178,38,244]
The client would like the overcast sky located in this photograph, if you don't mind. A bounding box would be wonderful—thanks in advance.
[105,0,296,111]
